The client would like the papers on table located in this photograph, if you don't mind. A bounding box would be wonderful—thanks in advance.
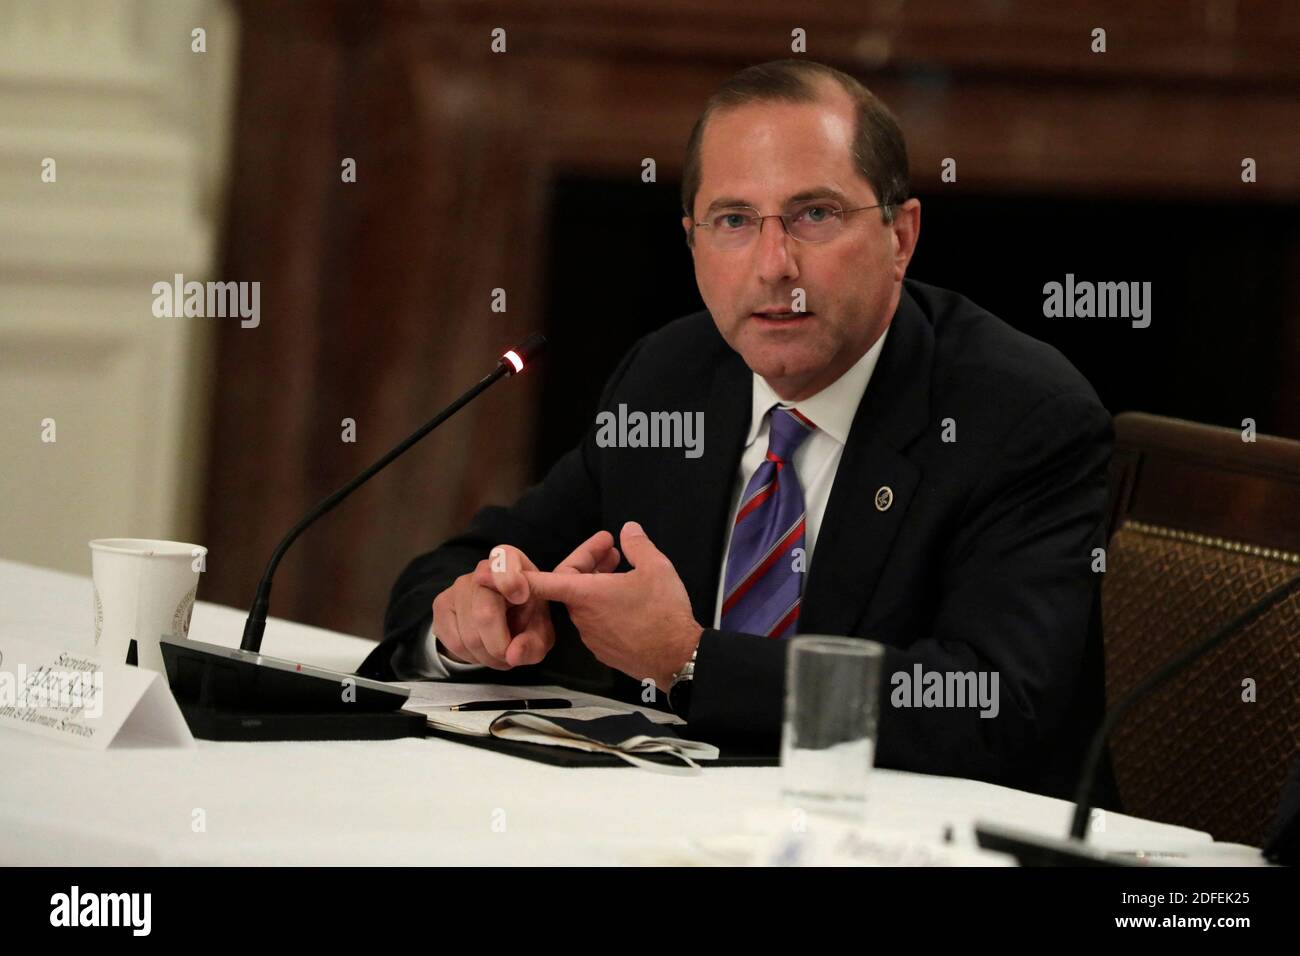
[408,702,635,737]
[392,680,715,773]
[393,680,683,725]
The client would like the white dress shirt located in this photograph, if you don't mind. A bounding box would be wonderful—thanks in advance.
[395,326,890,680]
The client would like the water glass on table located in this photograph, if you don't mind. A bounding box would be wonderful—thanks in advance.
[780,634,884,822]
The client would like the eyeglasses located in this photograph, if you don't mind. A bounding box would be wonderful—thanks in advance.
[691,201,893,250]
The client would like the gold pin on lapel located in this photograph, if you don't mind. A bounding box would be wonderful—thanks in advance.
[875,486,894,512]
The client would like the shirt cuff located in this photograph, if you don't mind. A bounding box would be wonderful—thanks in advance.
[392,625,485,680]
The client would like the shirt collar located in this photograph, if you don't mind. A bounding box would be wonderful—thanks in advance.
[745,324,891,448]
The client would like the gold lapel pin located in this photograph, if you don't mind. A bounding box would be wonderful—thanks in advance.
[875,486,894,512]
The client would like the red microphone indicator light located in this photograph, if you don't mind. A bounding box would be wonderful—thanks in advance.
[500,333,547,375]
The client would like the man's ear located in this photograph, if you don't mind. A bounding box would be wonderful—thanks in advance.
[892,198,921,281]
[681,215,695,252]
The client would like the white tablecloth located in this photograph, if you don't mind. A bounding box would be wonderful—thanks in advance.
[0,558,1268,865]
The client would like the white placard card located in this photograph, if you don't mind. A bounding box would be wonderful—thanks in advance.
[0,636,193,749]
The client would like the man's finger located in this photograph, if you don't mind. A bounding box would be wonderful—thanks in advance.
[618,520,665,570]
[479,531,621,603]
[471,559,509,598]
[522,569,601,605]
[592,546,621,573]
[467,585,512,668]
[475,545,535,605]
[432,593,467,662]
[556,530,619,575]
[506,631,547,667]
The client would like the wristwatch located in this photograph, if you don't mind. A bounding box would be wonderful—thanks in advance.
[667,645,698,717]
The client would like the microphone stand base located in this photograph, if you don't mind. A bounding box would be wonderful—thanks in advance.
[176,702,427,741]
[160,634,424,741]
[975,821,1144,867]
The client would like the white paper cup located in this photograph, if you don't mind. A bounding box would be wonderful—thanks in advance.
[89,538,206,674]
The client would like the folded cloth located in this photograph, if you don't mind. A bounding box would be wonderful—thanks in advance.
[490,710,719,774]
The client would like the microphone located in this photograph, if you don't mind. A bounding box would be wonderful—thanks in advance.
[241,332,546,654]
[160,334,547,741]
[976,570,1300,865]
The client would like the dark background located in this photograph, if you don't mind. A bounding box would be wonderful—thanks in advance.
[535,173,1298,473]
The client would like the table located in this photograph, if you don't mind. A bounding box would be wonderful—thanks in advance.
[0,558,1269,866]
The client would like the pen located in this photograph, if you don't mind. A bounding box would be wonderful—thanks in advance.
[448,698,573,712]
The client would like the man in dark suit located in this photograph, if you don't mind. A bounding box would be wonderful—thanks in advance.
[359,59,1115,804]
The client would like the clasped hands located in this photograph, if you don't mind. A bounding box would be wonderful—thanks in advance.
[431,522,704,693]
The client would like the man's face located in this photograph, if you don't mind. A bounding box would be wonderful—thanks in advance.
[683,87,920,401]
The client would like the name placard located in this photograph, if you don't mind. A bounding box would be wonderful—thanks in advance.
[0,636,193,749]
[739,808,1015,867]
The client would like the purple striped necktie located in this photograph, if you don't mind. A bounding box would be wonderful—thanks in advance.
[721,405,817,639]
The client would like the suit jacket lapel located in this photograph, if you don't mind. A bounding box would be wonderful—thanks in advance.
[661,344,752,626]
[801,287,935,637]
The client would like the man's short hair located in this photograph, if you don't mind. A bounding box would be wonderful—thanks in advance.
[681,59,910,234]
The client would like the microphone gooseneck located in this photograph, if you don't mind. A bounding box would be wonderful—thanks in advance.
[239,334,548,654]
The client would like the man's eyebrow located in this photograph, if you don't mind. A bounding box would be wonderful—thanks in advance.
[702,187,853,216]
